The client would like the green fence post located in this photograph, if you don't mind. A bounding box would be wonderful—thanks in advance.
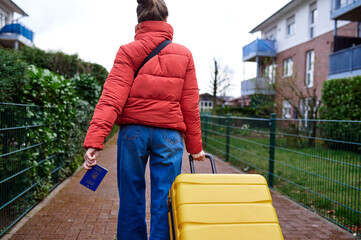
[268,113,276,188]
[204,113,208,148]
[226,113,231,162]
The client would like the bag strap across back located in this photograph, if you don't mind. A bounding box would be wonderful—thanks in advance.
[134,39,171,78]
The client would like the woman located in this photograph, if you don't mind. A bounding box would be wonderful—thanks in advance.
[82,0,205,239]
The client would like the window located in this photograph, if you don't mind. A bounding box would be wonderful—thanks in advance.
[306,50,314,87]
[300,97,317,129]
[286,16,295,36]
[283,58,293,77]
[199,100,213,111]
[309,2,317,39]
[263,64,276,82]
[0,13,4,28]
[335,0,349,9]
[265,27,277,40]
[282,100,292,119]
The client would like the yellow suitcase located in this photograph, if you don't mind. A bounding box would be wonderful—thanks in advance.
[168,154,283,240]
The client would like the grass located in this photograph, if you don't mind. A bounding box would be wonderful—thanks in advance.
[203,129,361,235]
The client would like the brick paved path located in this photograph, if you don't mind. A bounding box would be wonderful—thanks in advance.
[2,134,354,240]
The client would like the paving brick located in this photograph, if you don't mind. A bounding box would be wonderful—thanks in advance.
[63,236,78,240]
[5,134,355,240]
[7,235,25,240]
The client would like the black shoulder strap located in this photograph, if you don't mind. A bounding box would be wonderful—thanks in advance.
[134,39,171,78]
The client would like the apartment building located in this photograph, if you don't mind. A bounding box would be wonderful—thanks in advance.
[0,0,33,49]
[242,0,361,119]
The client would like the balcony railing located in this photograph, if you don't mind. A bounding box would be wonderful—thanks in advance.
[331,0,361,21]
[241,77,275,96]
[0,23,33,42]
[329,44,361,75]
[242,39,276,62]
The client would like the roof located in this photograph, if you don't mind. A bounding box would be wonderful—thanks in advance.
[250,0,302,33]
[1,0,28,16]
[199,93,230,102]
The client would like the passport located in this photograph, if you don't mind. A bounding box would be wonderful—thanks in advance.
[80,165,108,191]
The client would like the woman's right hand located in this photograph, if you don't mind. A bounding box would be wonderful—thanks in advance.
[191,150,205,161]
[83,148,100,170]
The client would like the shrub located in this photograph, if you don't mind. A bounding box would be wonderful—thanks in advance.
[23,65,77,107]
[320,76,361,120]
[18,46,108,85]
[319,76,361,150]
[0,47,28,103]
[214,106,257,117]
[0,45,117,220]
[89,63,110,87]
[250,94,275,118]
[20,66,115,196]
[71,74,101,106]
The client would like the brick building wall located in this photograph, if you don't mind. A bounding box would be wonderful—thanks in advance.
[272,22,358,118]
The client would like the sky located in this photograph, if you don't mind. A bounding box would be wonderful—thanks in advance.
[13,0,291,97]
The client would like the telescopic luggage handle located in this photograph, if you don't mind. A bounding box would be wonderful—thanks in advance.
[189,153,217,174]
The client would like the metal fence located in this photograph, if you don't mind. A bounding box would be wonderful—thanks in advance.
[201,113,361,236]
[0,103,62,236]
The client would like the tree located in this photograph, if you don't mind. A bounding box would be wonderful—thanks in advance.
[274,61,322,121]
[275,57,323,147]
[209,58,233,113]
[250,56,322,147]
[254,56,322,121]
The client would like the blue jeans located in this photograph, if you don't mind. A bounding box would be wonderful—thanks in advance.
[116,125,183,240]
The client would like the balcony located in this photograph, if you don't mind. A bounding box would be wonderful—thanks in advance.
[242,39,276,62]
[241,77,275,96]
[331,0,361,21]
[0,23,34,49]
[328,44,361,79]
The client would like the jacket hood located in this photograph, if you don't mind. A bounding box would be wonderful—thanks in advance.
[134,21,173,41]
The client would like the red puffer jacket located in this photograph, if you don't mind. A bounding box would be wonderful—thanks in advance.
[83,21,203,154]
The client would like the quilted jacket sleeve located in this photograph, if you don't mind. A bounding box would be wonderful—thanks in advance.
[180,53,203,154]
[83,46,134,150]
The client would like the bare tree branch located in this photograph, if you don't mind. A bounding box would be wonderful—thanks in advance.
[209,58,233,112]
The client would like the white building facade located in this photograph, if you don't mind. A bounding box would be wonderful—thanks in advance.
[242,0,361,119]
[0,0,33,49]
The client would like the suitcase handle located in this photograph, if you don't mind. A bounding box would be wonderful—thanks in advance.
[189,153,217,174]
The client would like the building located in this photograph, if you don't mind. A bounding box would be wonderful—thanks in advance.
[0,0,33,49]
[242,0,361,119]
[329,0,361,79]
[226,96,250,107]
[199,93,226,112]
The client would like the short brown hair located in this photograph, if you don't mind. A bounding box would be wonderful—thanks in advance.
[136,0,168,23]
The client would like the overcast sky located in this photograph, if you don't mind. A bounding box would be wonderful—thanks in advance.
[13,0,291,97]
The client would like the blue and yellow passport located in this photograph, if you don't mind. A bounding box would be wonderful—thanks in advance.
[80,165,108,191]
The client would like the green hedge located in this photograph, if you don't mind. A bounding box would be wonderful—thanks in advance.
[0,46,114,200]
[0,47,28,103]
[213,106,257,117]
[319,76,361,149]
[320,76,361,120]
[18,46,109,86]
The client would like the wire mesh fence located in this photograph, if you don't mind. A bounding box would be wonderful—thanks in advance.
[0,101,120,236]
[0,103,63,236]
[201,113,361,236]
